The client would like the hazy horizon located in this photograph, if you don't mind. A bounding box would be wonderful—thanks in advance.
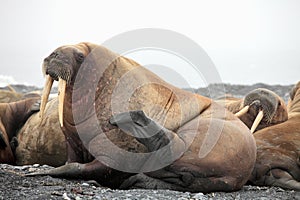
[0,75,295,90]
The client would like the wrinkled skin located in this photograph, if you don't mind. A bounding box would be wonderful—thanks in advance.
[249,81,300,190]
[0,97,40,164]
[32,43,256,193]
[0,89,65,166]
[216,88,288,133]
[16,98,67,167]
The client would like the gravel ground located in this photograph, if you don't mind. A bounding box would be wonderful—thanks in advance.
[1,164,300,200]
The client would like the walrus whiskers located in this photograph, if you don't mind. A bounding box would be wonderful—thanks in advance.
[250,110,264,133]
[40,75,54,118]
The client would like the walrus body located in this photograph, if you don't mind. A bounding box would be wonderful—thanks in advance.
[0,98,40,163]
[249,81,300,190]
[15,98,67,167]
[33,42,256,192]
[0,87,42,103]
[0,88,66,166]
[0,89,23,103]
[216,89,288,133]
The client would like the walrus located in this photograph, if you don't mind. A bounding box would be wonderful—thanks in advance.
[0,87,66,166]
[0,88,23,103]
[15,97,67,167]
[0,85,43,103]
[0,97,40,164]
[216,88,288,133]
[29,42,256,193]
[248,81,300,190]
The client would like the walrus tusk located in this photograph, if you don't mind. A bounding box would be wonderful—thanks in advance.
[58,78,67,127]
[40,75,54,118]
[250,110,264,133]
[235,105,250,117]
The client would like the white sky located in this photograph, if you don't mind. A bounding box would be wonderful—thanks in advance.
[0,0,299,88]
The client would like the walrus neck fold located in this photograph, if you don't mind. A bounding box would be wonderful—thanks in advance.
[288,89,300,115]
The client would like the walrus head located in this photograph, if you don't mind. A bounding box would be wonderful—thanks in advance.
[235,88,288,133]
[40,42,97,127]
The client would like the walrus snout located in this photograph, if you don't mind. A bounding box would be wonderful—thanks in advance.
[40,46,87,127]
[235,88,287,133]
[43,46,86,84]
[249,100,263,113]
[244,88,279,122]
[44,59,72,84]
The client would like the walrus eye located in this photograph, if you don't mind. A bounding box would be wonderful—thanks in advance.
[76,53,85,63]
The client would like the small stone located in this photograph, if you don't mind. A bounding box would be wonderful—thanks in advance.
[81,182,89,187]
[71,187,83,195]
[63,193,71,200]
[28,167,37,172]
[75,196,82,200]
[275,187,285,192]
[33,164,40,167]
[14,165,30,170]
[177,197,188,200]
[192,192,204,199]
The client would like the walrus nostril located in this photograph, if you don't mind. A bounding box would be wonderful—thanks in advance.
[244,88,279,120]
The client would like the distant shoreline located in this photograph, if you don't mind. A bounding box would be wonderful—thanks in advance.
[0,83,294,103]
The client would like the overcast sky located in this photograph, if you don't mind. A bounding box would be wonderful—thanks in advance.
[0,0,299,88]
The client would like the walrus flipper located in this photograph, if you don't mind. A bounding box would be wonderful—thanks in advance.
[110,110,186,170]
[264,169,300,191]
[26,162,84,178]
[110,110,169,151]
[26,160,133,188]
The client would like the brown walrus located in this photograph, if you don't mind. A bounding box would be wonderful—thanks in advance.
[248,81,300,190]
[216,88,288,133]
[0,86,42,103]
[0,97,40,164]
[15,97,67,167]
[0,88,23,103]
[0,88,66,166]
[30,42,256,193]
